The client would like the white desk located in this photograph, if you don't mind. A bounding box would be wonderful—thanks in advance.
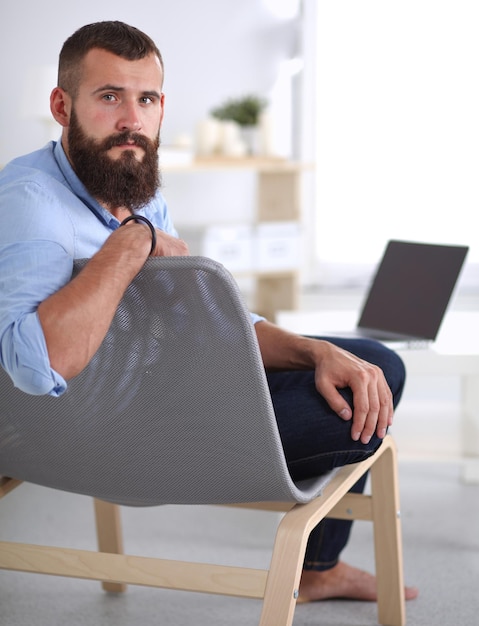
[276,310,479,483]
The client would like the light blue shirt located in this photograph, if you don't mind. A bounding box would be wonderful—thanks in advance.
[0,141,263,396]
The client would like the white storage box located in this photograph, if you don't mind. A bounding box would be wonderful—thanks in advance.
[180,225,253,273]
[255,221,301,271]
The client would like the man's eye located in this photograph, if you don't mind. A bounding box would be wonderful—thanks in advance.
[102,94,116,102]
[140,96,154,105]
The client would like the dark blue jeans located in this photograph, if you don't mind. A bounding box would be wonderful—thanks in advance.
[266,337,406,571]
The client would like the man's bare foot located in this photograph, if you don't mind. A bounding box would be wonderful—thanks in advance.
[297,561,419,603]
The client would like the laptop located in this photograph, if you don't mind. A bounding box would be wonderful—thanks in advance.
[347,240,469,345]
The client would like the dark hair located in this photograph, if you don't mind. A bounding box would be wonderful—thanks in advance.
[58,21,164,96]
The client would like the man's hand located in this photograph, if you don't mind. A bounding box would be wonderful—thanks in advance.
[118,220,189,257]
[151,229,189,257]
[254,320,394,444]
[311,341,393,444]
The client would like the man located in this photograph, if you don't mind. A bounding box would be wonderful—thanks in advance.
[0,21,417,603]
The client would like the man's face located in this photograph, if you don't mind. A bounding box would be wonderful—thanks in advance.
[62,48,165,211]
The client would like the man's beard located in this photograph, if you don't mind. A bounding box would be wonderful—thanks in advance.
[67,110,161,212]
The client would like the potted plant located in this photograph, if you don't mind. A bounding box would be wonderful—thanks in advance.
[211,95,267,154]
[211,95,267,127]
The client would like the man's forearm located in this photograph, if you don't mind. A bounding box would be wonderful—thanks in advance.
[254,319,322,371]
[38,225,151,380]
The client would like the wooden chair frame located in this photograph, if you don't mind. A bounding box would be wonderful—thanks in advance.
[0,435,405,626]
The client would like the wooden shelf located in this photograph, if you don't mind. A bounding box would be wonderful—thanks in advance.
[162,156,312,173]
[162,157,311,321]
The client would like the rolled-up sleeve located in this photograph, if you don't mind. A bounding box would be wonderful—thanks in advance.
[0,311,67,396]
[0,238,73,396]
[1,147,112,395]
[250,312,266,325]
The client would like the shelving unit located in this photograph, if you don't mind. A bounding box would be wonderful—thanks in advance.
[163,157,310,321]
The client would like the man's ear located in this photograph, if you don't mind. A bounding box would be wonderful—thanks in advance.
[159,92,165,128]
[50,87,72,127]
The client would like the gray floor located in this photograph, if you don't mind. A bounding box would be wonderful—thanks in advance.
[0,459,478,626]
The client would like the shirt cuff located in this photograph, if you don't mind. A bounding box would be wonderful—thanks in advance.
[1,312,67,396]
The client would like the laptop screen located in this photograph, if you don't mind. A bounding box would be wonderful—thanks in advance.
[357,240,469,341]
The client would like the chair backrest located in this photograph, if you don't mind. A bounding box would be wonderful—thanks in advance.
[0,257,333,506]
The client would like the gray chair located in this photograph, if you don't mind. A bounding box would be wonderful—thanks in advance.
[0,256,406,625]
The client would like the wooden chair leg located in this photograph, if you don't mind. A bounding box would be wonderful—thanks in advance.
[0,477,22,498]
[370,440,406,626]
[259,436,406,626]
[93,499,127,593]
[258,460,375,626]
[258,505,307,626]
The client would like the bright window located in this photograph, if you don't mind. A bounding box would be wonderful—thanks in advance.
[313,0,479,289]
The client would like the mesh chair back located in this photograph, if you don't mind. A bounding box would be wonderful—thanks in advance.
[0,257,333,505]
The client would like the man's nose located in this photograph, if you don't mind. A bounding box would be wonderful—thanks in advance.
[116,102,142,132]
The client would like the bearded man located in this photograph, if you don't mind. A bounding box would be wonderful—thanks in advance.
[0,21,417,605]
